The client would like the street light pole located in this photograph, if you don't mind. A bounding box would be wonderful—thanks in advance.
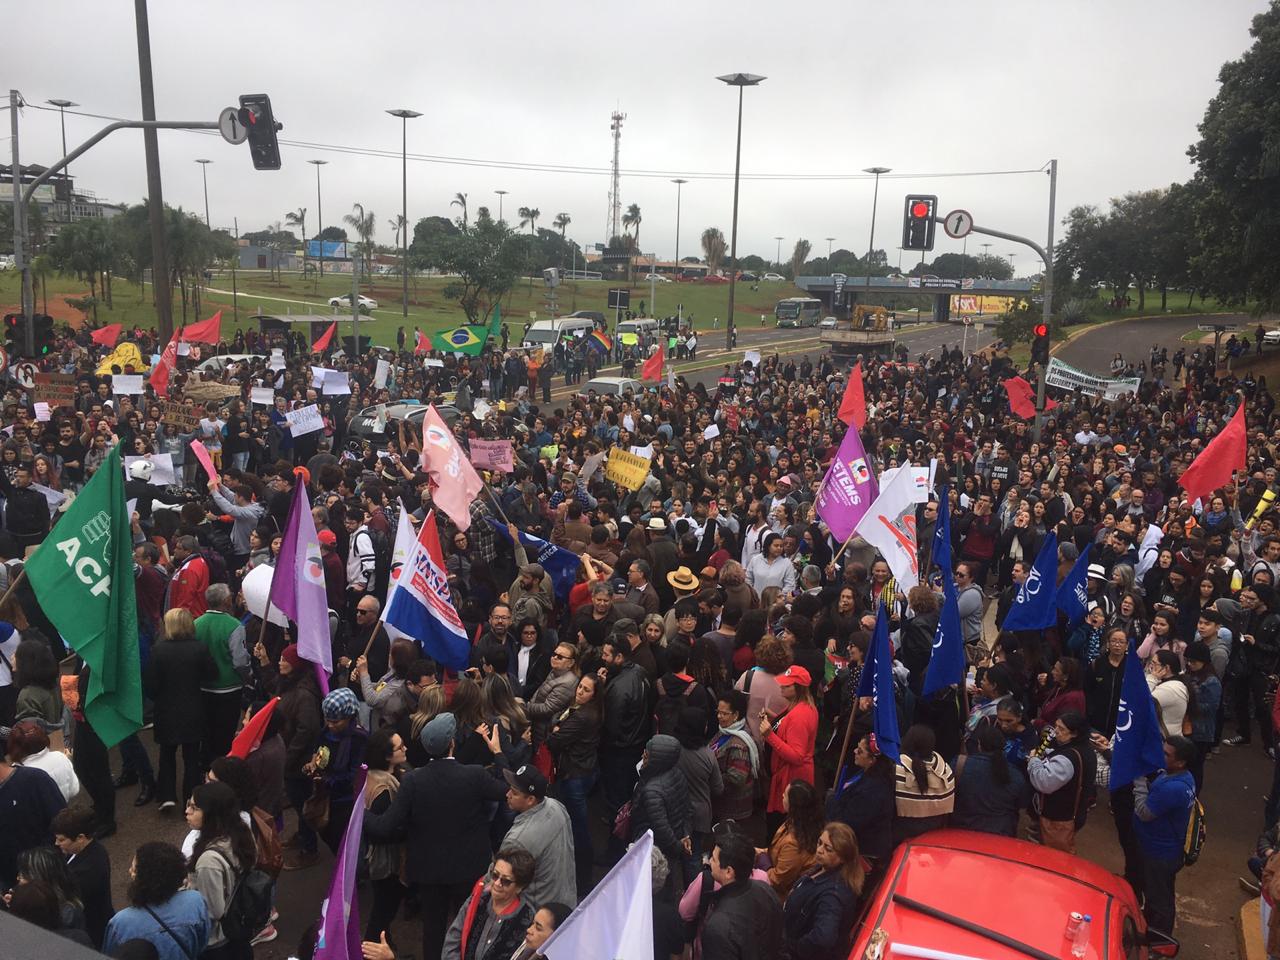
[386,108,422,322]
[1008,252,1017,276]
[862,166,890,300]
[825,236,835,259]
[195,159,211,227]
[133,0,174,340]
[495,189,508,226]
[308,159,327,281]
[774,236,784,271]
[671,178,687,270]
[46,98,77,225]
[717,72,765,350]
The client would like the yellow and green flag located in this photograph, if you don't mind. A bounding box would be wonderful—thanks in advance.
[432,324,486,356]
[25,443,141,747]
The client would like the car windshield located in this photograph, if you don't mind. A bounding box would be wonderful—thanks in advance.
[776,302,800,318]
[523,328,559,344]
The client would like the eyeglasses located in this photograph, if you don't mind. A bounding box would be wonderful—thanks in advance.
[490,870,516,886]
[551,651,573,661]
[356,609,376,617]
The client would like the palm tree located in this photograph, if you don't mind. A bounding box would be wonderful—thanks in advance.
[622,203,642,247]
[553,212,571,237]
[451,192,469,230]
[701,227,726,276]
[387,214,407,248]
[30,254,54,315]
[517,206,540,234]
[284,207,307,279]
[343,203,377,283]
[790,239,812,282]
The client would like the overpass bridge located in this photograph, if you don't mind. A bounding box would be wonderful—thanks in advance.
[795,275,1035,323]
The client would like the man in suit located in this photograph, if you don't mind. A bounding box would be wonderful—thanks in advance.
[364,712,511,960]
[52,807,113,950]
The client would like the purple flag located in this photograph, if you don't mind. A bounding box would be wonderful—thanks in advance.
[269,479,333,680]
[816,424,879,542]
[315,769,367,960]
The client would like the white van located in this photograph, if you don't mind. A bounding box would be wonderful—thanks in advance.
[616,318,659,340]
[522,316,597,348]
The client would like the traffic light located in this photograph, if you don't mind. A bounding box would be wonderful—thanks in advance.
[3,313,54,356]
[238,94,283,170]
[1031,321,1050,365]
[902,195,938,251]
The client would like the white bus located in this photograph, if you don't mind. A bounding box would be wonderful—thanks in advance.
[775,297,823,328]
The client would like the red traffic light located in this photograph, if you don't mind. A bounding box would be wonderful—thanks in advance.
[1033,323,1048,337]
[910,200,930,219]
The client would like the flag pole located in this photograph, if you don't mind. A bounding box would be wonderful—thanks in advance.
[831,694,863,797]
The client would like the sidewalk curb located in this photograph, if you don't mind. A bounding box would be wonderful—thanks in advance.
[1237,897,1263,960]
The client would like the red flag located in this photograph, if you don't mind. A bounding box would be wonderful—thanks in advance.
[420,406,483,531]
[1003,376,1058,420]
[641,344,665,381]
[311,321,337,354]
[89,323,122,347]
[838,361,866,429]
[180,310,222,345]
[149,328,182,399]
[228,697,279,758]
[1179,404,1247,504]
[414,330,430,355]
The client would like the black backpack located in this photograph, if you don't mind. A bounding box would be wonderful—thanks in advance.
[367,527,393,598]
[217,856,273,944]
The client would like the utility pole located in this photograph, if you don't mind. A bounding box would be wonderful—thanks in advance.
[825,236,835,259]
[195,158,212,227]
[671,178,686,270]
[718,73,765,350]
[134,0,173,340]
[862,166,890,298]
[11,89,35,357]
[774,236,784,271]
[1033,159,1058,443]
[231,217,239,324]
[308,159,327,281]
[495,189,507,225]
[609,111,625,240]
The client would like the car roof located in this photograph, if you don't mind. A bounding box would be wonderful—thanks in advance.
[855,830,1138,960]
[585,376,637,386]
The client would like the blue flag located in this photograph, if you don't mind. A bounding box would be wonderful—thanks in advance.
[487,518,580,605]
[1055,543,1093,628]
[1001,531,1060,632]
[856,603,901,762]
[931,487,952,574]
[1109,638,1166,791]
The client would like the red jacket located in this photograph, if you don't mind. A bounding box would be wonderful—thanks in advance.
[764,700,818,813]
[167,554,209,618]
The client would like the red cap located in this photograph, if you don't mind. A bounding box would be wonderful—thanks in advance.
[317,529,337,547]
[776,665,812,687]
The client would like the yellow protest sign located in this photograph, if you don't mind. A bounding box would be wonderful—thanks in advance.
[94,341,150,374]
[605,448,651,491]
[619,332,638,346]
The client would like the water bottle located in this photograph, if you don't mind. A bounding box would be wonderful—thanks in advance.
[1071,914,1092,958]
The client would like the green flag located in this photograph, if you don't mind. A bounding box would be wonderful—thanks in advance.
[488,303,502,339]
[25,443,141,747]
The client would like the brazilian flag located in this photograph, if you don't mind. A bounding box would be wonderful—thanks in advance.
[432,324,486,356]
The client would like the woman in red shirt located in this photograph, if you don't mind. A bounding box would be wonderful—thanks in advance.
[759,664,819,838]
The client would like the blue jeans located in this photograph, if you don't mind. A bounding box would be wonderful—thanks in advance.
[557,771,598,895]
[231,451,249,471]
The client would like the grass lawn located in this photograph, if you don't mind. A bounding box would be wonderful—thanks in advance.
[0,268,810,346]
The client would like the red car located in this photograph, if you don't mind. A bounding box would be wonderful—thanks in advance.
[702,274,729,284]
[849,830,1179,960]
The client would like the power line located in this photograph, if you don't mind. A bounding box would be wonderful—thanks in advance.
[24,102,1047,184]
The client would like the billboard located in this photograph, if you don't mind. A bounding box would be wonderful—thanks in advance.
[950,294,1014,315]
[306,240,350,260]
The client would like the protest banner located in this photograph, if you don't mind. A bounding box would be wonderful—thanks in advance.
[605,448,651,491]
[286,404,325,437]
[112,374,144,395]
[160,402,200,432]
[1045,357,1141,401]
[32,373,76,408]
[469,439,514,473]
[250,387,275,407]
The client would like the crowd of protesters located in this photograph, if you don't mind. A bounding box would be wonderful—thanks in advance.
[0,313,1274,958]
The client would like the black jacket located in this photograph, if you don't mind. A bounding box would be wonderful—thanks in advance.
[700,879,784,960]
[363,756,509,885]
[825,770,895,862]
[629,734,689,859]
[271,666,323,776]
[898,611,939,692]
[143,638,217,746]
[951,753,1030,838]
[1240,608,1280,676]
[546,703,601,779]
[504,634,552,701]
[1,483,50,547]
[782,868,858,960]
[68,839,113,949]
[1085,655,1126,737]
[603,661,652,750]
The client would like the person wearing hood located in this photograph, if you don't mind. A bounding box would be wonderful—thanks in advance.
[255,642,323,862]
[628,734,691,868]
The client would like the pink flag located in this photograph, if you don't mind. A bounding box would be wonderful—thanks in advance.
[314,769,366,960]
[189,439,216,481]
[269,478,333,679]
[420,405,483,531]
[816,424,879,543]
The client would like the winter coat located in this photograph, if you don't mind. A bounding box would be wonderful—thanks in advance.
[144,638,217,746]
[898,611,939,691]
[826,770,895,862]
[274,667,323,776]
[525,668,578,747]
[951,753,1030,837]
[546,703,601,780]
[677,745,724,834]
[766,822,815,900]
[603,661,652,750]
[782,868,859,960]
[699,879,784,960]
[630,734,690,860]
[764,701,818,813]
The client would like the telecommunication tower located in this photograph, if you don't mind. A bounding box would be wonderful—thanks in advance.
[608,110,625,240]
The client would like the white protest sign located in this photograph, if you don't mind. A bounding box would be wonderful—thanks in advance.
[311,366,329,389]
[374,358,390,389]
[177,342,191,357]
[424,358,444,368]
[31,482,67,517]
[33,402,51,422]
[581,450,607,484]
[323,370,351,395]
[113,374,144,395]
[704,424,720,440]
[286,404,325,437]
[743,350,761,368]
[629,444,654,460]
[269,350,285,372]
[472,398,492,420]
[250,386,275,406]
[124,453,176,486]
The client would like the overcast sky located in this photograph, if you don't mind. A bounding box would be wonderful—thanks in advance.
[6,0,1270,272]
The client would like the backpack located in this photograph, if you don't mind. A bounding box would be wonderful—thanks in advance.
[367,526,393,598]
[653,677,699,737]
[1184,796,1207,866]
[216,853,274,944]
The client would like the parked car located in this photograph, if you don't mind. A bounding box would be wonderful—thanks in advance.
[346,402,460,449]
[819,316,839,329]
[580,376,643,396]
[702,275,729,284]
[1263,328,1280,345]
[762,272,786,281]
[328,293,378,311]
[644,273,672,283]
[738,272,759,282]
[848,830,1178,960]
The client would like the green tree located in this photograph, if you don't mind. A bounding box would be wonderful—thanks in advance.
[701,227,726,275]
[409,215,462,270]
[285,207,308,277]
[316,226,348,243]
[427,216,524,322]
[30,254,54,315]
[517,206,540,234]
[343,203,377,283]
[790,239,812,281]
[451,193,469,231]
[48,218,117,322]
[553,212,571,237]
[1188,3,1280,310]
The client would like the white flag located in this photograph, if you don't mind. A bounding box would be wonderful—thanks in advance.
[381,501,418,641]
[855,464,920,588]
[542,831,653,960]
